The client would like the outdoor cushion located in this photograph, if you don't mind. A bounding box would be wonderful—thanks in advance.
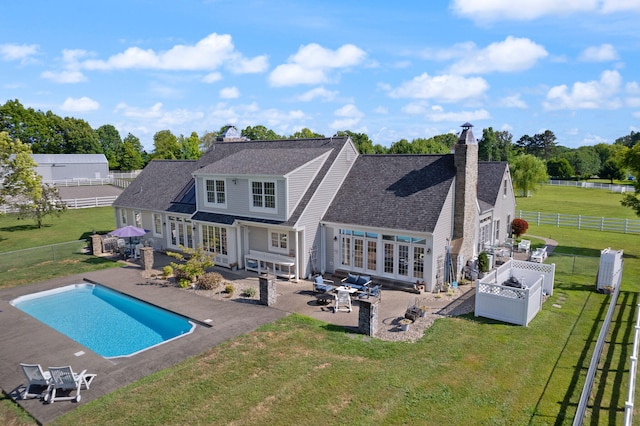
[356,275,370,286]
[346,273,359,284]
[314,275,324,285]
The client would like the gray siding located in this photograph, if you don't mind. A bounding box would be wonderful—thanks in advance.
[286,152,329,218]
[492,168,516,244]
[297,141,359,277]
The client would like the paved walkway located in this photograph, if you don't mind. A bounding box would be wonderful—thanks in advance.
[0,252,475,424]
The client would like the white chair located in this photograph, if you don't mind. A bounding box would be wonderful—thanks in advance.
[20,363,53,400]
[334,290,352,313]
[45,366,96,403]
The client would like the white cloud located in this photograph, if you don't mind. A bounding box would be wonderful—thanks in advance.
[374,106,388,114]
[543,69,622,110]
[451,0,598,21]
[82,33,267,74]
[330,104,364,129]
[425,108,491,123]
[601,0,640,13]
[219,86,239,99]
[402,102,429,115]
[633,111,640,119]
[498,94,528,109]
[297,87,338,102]
[449,37,548,75]
[114,102,204,127]
[0,43,38,63]
[269,43,366,87]
[388,73,489,101]
[60,97,99,112]
[41,70,87,83]
[579,44,619,62]
[202,72,222,83]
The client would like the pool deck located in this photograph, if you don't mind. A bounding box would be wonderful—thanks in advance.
[0,253,477,424]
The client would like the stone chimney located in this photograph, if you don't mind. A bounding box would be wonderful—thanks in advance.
[452,122,478,265]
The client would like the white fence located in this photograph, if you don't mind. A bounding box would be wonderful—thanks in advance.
[0,196,117,213]
[475,259,556,326]
[517,211,640,234]
[548,180,635,193]
[625,304,640,426]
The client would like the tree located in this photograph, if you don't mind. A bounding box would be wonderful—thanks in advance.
[199,131,218,152]
[479,127,498,161]
[179,132,201,160]
[16,183,67,228]
[152,130,180,159]
[515,130,556,160]
[615,130,640,148]
[290,128,325,139]
[0,131,41,206]
[600,158,625,183]
[411,137,450,154]
[388,139,414,154]
[120,133,146,170]
[242,125,283,141]
[563,146,601,179]
[95,124,123,169]
[546,157,574,179]
[511,218,529,238]
[510,154,549,197]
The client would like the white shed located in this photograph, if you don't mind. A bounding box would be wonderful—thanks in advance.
[31,154,109,182]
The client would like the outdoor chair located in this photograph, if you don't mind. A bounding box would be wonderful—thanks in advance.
[334,290,352,313]
[45,366,96,403]
[358,284,382,300]
[518,239,531,253]
[313,275,334,293]
[20,363,53,400]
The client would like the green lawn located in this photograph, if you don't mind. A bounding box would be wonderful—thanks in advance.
[2,187,640,425]
[515,185,638,219]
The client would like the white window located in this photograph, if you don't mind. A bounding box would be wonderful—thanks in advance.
[205,179,226,206]
[269,230,288,254]
[503,179,508,196]
[251,180,276,212]
[153,213,162,235]
[134,210,142,228]
[120,209,127,225]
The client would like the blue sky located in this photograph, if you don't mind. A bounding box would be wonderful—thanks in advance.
[1,0,639,151]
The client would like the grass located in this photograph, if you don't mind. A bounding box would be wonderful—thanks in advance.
[515,185,638,219]
[0,208,120,289]
[3,186,640,425]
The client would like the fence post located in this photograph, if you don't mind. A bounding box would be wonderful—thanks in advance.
[537,211,541,225]
[557,213,560,228]
[578,215,581,230]
[601,217,605,232]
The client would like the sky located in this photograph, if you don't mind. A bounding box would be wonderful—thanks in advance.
[1,0,640,152]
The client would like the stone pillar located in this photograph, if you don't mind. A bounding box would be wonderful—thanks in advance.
[90,234,103,256]
[140,247,154,272]
[358,298,379,336]
[259,274,277,306]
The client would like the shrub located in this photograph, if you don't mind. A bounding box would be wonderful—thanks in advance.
[196,272,224,290]
[224,284,235,295]
[174,267,190,282]
[178,278,192,289]
[242,287,257,298]
[477,251,489,273]
[167,246,216,282]
[162,265,173,279]
[511,218,529,238]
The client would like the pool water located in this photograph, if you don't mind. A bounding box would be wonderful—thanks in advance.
[11,283,195,358]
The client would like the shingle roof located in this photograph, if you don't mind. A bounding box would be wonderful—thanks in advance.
[32,154,108,164]
[116,137,349,222]
[113,160,200,211]
[322,154,456,233]
[196,148,331,176]
[477,162,508,213]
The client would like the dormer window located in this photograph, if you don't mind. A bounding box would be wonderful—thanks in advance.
[250,180,276,212]
[206,179,226,207]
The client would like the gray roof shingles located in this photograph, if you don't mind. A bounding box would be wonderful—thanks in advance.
[322,155,456,233]
[477,162,508,212]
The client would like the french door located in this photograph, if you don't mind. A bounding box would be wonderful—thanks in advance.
[168,216,194,250]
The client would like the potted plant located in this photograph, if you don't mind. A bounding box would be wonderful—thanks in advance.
[230,262,238,271]
[399,318,412,331]
[477,251,489,278]
[419,306,428,318]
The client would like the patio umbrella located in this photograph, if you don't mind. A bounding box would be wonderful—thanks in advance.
[109,226,149,256]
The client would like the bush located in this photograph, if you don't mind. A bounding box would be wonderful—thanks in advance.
[162,265,173,279]
[196,272,224,290]
[174,267,190,282]
[477,251,489,273]
[224,284,235,295]
[242,287,257,298]
[178,278,192,289]
[511,218,529,238]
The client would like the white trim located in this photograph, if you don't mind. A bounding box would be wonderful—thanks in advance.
[268,229,289,254]
[249,179,278,214]
[203,178,227,209]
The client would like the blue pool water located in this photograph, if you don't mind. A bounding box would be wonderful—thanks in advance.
[11,283,195,358]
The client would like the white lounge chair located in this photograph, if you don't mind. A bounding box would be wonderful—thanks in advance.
[20,363,53,400]
[45,366,96,403]
[334,290,352,313]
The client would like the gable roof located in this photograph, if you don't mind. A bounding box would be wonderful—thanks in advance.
[116,137,350,222]
[477,162,509,213]
[322,154,456,233]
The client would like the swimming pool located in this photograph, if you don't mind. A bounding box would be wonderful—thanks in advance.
[11,283,196,358]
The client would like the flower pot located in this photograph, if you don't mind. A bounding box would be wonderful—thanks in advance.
[400,323,410,331]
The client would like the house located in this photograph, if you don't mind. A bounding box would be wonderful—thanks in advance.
[113,123,515,291]
[31,153,109,182]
